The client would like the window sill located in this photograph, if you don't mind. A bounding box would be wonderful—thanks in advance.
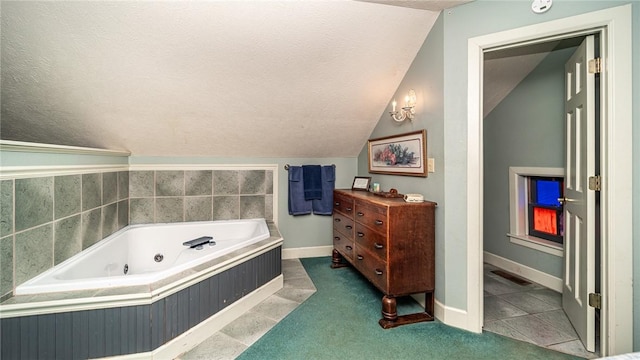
[507,233,563,257]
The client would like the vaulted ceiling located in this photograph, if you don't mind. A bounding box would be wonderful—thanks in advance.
[1,1,443,157]
[7,1,554,160]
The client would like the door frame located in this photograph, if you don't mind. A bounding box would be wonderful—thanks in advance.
[466,4,632,356]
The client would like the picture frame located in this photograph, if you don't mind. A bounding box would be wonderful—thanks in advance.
[352,176,372,191]
[368,130,427,177]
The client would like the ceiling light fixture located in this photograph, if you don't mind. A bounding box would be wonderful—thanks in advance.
[390,89,416,123]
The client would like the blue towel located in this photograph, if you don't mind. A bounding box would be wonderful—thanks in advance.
[312,165,335,215]
[288,166,312,216]
[302,165,323,200]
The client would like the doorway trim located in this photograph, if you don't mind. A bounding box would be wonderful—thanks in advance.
[466,4,632,356]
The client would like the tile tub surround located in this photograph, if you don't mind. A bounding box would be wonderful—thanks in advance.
[0,171,129,299]
[129,169,274,225]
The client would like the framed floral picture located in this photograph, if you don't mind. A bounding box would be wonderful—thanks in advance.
[368,130,427,177]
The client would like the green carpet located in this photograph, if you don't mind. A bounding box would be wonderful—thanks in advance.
[238,257,582,360]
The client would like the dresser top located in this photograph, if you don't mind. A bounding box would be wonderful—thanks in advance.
[335,189,437,207]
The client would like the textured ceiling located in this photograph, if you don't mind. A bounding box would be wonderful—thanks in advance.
[358,0,473,11]
[1,1,442,157]
[483,42,557,117]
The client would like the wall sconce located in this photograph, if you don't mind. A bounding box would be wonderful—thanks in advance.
[390,89,416,122]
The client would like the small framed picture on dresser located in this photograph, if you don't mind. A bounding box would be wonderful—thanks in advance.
[352,176,371,191]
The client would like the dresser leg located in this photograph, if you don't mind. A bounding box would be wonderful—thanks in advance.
[330,249,349,268]
[378,293,434,329]
[381,295,398,321]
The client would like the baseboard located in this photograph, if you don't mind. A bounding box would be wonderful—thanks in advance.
[483,251,562,292]
[434,299,469,330]
[407,294,471,332]
[282,245,333,259]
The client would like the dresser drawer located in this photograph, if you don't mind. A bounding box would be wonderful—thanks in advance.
[354,223,387,260]
[334,233,354,260]
[354,202,387,232]
[333,213,354,239]
[353,246,387,292]
[333,193,354,217]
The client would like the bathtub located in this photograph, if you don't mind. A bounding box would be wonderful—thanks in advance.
[16,218,271,295]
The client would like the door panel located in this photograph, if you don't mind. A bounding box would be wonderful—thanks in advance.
[563,35,595,352]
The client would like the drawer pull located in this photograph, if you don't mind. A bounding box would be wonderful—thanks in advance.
[346,207,353,211]
[334,236,340,241]
[375,269,383,276]
[357,232,364,237]
[375,220,383,226]
[346,245,353,250]
[357,254,364,260]
[334,218,341,222]
[345,225,353,230]
[357,212,365,217]
[374,243,383,249]
[334,202,340,206]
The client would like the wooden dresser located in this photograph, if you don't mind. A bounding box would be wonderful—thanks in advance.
[331,189,436,328]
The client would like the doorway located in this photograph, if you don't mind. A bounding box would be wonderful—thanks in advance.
[481,36,597,358]
[465,5,633,357]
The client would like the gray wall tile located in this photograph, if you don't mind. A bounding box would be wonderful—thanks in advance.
[213,171,239,195]
[54,215,82,265]
[82,173,102,211]
[15,224,53,286]
[102,203,118,238]
[118,171,129,200]
[240,170,265,195]
[240,195,265,219]
[130,171,154,197]
[185,197,212,222]
[156,171,184,197]
[102,172,118,205]
[212,196,239,220]
[1,180,13,236]
[266,170,273,195]
[130,198,154,225]
[118,200,129,229]
[1,235,13,296]
[185,171,212,196]
[82,208,102,249]
[265,195,273,221]
[156,198,183,223]
[54,175,81,220]
[15,177,53,232]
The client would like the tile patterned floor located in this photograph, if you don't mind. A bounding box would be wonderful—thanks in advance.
[483,263,599,359]
[177,259,316,360]
[178,260,599,359]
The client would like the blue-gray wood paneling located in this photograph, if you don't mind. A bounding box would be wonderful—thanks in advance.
[1,246,281,359]
[37,313,56,359]
[55,312,73,359]
[150,299,163,350]
[1,317,20,359]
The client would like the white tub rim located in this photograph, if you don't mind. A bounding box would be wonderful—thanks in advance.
[16,218,270,295]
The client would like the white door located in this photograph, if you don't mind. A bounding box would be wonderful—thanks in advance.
[563,35,596,352]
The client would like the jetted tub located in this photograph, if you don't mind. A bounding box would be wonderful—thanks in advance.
[16,218,271,295]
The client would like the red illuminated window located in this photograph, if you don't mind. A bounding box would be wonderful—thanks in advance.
[528,177,563,244]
